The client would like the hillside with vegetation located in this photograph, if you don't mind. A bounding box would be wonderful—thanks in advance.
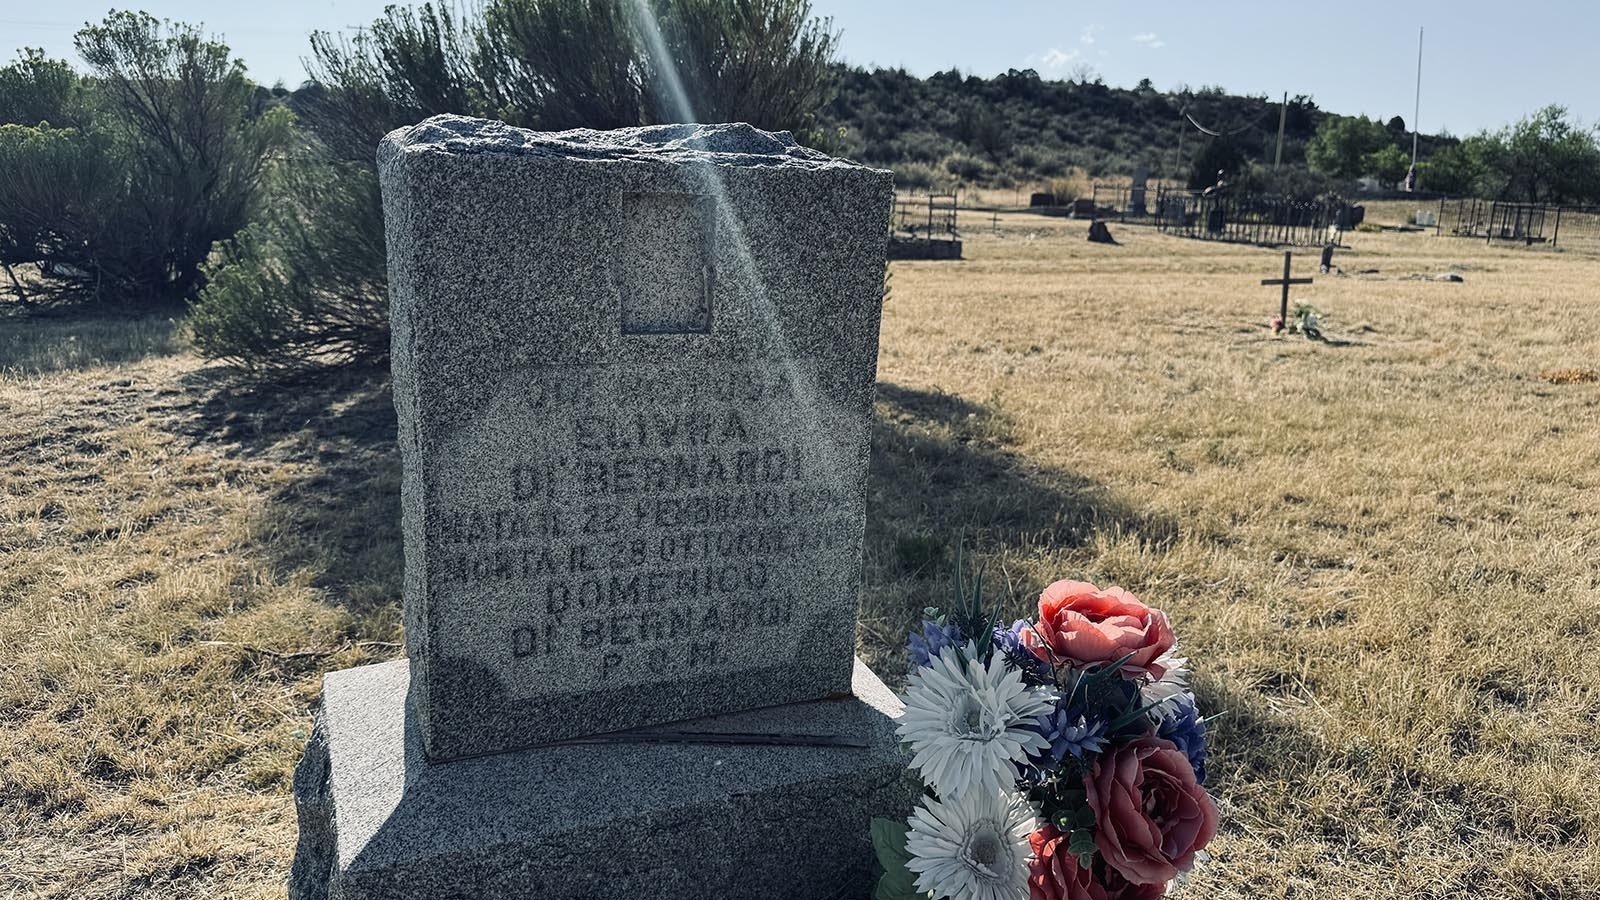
[824,66,1450,193]
[2,1,1596,378]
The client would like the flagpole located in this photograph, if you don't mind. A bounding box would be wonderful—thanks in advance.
[1411,26,1424,169]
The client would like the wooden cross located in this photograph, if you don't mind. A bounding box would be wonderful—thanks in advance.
[1262,250,1313,328]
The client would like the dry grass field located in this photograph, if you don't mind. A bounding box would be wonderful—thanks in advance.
[2,215,1598,899]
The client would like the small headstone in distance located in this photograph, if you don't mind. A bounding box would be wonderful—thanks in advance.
[1087,220,1118,244]
[1434,272,1464,282]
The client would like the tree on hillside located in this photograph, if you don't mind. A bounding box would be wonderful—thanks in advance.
[1363,144,1410,188]
[1417,138,1489,195]
[1306,115,1392,179]
[1187,136,1244,189]
[1491,105,1600,203]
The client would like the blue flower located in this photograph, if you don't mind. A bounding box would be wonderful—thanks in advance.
[1157,693,1209,785]
[907,619,963,668]
[992,619,1054,683]
[1032,702,1108,768]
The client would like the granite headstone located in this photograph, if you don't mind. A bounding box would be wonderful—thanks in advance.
[384,115,892,760]
[290,116,915,900]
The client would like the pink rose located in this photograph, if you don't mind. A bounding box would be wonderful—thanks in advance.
[1028,826,1105,900]
[1022,580,1176,679]
[1086,736,1218,886]
[1099,865,1167,900]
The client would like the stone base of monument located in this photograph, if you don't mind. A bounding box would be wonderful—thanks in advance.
[290,658,914,900]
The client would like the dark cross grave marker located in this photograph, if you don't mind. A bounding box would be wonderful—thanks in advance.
[1262,250,1313,331]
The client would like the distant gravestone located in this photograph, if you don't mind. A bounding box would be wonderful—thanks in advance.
[290,116,914,900]
[1129,166,1150,216]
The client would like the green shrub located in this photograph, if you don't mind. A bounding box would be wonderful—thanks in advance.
[891,161,942,192]
[0,14,288,308]
[197,0,843,376]
[188,156,388,375]
[0,48,85,127]
[942,152,991,182]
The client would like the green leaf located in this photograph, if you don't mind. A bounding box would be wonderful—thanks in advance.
[1087,650,1141,683]
[1068,828,1098,858]
[873,860,920,900]
[870,817,912,870]
[1108,698,1166,732]
[1070,805,1098,829]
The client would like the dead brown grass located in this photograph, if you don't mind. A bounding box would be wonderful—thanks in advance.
[2,221,1598,898]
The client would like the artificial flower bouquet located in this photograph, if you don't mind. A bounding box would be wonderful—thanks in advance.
[871,572,1218,900]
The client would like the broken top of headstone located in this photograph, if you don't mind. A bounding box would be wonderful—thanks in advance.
[380,115,893,761]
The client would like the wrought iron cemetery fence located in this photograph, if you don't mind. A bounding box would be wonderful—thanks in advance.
[1089,183,1155,223]
[888,192,962,259]
[1154,187,1348,248]
[1438,198,1600,250]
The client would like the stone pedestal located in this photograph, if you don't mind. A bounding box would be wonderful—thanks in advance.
[290,659,914,900]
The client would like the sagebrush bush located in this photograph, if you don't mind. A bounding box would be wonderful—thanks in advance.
[188,156,388,375]
[942,152,991,182]
[891,161,942,193]
[204,0,842,376]
[0,14,288,308]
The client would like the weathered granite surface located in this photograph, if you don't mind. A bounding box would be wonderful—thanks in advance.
[290,658,915,900]
[380,115,894,760]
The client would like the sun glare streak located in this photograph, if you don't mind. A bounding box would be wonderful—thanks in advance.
[628,0,858,495]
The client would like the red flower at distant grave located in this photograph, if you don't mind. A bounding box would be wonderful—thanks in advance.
[1271,316,1285,332]
[1022,580,1175,680]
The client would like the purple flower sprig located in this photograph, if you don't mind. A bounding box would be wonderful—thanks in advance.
[907,618,963,668]
[1157,693,1210,785]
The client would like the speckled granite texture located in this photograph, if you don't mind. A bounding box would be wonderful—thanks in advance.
[379,115,894,760]
[289,658,915,900]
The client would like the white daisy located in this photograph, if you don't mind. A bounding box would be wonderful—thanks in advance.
[906,788,1038,900]
[897,642,1056,800]
[1142,647,1191,712]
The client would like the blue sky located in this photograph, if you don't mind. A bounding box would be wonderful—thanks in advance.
[2,0,1595,135]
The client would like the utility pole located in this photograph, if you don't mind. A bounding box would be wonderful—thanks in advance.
[1273,92,1288,169]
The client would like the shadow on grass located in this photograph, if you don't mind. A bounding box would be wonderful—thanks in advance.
[862,382,1178,663]
[156,372,1177,667]
[167,365,403,617]
[0,312,183,376]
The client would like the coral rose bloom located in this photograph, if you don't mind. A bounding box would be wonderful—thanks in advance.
[1028,826,1105,900]
[1086,736,1218,886]
[1028,826,1166,900]
[1022,580,1176,679]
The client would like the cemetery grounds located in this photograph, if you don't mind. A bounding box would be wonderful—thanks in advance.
[1,206,1597,899]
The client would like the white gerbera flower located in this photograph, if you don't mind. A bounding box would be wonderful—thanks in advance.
[897,642,1056,800]
[1142,647,1191,712]
[906,789,1038,900]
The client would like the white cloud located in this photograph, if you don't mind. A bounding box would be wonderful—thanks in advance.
[1132,32,1166,48]
[1080,25,1101,45]
[1041,47,1079,69]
